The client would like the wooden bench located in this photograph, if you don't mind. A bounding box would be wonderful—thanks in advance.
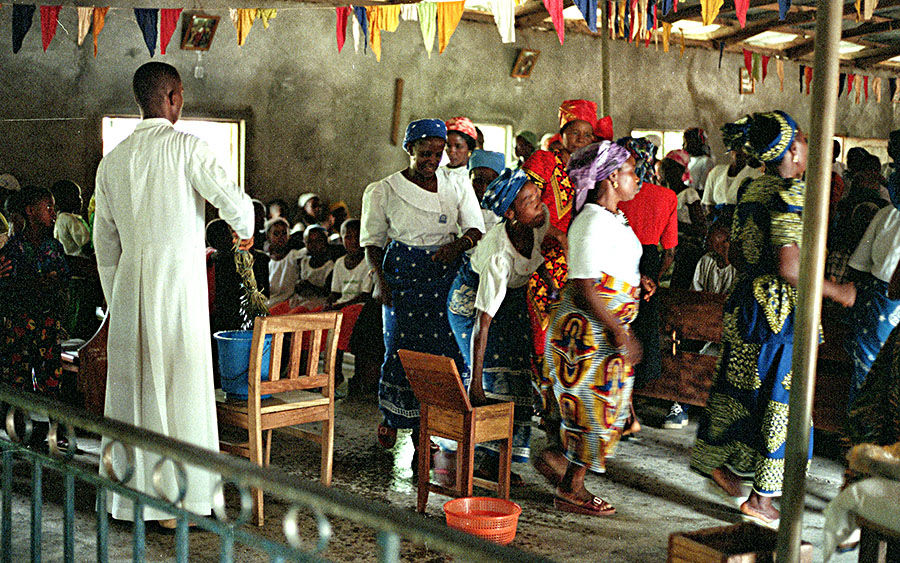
[635,287,851,432]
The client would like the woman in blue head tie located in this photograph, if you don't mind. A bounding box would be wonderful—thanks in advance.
[360,119,485,468]
[690,111,856,526]
[445,168,556,484]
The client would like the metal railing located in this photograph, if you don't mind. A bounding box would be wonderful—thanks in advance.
[0,386,551,562]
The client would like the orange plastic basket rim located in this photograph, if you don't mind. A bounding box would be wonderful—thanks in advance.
[443,497,522,519]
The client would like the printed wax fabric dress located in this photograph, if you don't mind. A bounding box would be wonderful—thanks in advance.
[690,174,811,497]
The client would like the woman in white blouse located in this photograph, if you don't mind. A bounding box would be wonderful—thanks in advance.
[446,168,557,484]
[361,119,485,464]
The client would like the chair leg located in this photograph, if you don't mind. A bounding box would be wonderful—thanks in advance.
[321,416,334,487]
[497,436,512,501]
[416,422,431,513]
[249,425,265,526]
[458,434,475,498]
[263,430,272,467]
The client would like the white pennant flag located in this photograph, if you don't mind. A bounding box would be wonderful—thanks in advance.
[352,15,361,53]
[400,4,418,21]
[488,0,515,43]
[77,7,93,46]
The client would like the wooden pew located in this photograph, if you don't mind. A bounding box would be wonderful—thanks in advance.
[635,287,851,431]
[60,314,109,417]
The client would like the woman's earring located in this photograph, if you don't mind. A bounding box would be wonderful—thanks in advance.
[792,155,800,163]
[613,181,619,189]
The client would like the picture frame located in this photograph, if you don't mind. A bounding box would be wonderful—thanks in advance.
[739,67,755,95]
[511,49,540,79]
[181,13,220,51]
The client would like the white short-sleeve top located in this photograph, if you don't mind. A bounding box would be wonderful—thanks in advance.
[567,203,642,286]
[331,255,374,304]
[299,251,334,289]
[849,206,900,283]
[469,205,550,317]
[268,248,301,306]
[360,170,485,249]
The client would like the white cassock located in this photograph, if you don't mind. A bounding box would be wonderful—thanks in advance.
[93,118,254,521]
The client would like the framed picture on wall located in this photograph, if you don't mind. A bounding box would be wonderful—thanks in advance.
[739,67,755,95]
[511,49,540,78]
[181,13,220,51]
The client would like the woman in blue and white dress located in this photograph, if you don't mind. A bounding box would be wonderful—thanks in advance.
[361,119,485,466]
[446,168,556,483]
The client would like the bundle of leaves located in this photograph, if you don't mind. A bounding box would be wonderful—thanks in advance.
[233,243,269,329]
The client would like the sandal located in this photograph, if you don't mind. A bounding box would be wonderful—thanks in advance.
[376,423,396,449]
[739,501,779,529]
[553,494,616,516]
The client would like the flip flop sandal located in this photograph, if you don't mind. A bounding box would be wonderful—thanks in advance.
[554,495,616,516]
[836,528,861,553]
[532,455,564,488]
[376,423,396,449]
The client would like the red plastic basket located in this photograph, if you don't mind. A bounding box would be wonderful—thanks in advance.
[443,497,522,545]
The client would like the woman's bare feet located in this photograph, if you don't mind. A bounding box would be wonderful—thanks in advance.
[533,448,568,487]
[711,466,744,497]
[740,492,779,524]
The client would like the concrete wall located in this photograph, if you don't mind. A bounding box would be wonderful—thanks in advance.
[1,7,897,217]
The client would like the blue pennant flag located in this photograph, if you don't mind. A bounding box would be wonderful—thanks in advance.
[353,6,368,53]
[574,0,598,32]
[12,4,36,54]
[134,9,158,57]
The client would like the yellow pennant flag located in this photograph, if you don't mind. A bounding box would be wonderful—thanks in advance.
[367,5,400,62]
[230,8,257,46]
[874,76,882,103]
[776,58,784,91]
[855,0,861,20]
[618,0,626,38]
[662,21,671,52]
[437,1,465,54]
[258,9,277,28]
[92,7,108,57]
[701,0,723,26]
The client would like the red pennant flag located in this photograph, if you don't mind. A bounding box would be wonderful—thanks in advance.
[40,6,61,51]
[864,75,869,101]
[159,9,182,55]
[743,49,752,76]
[848,73,855,94]
[542,0,565,44]
[734,0,749,27]
[761,55,769,82]
[805,66,813,94]
[336,7,350,52]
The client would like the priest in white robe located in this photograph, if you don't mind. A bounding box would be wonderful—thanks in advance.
[93,62,255,524]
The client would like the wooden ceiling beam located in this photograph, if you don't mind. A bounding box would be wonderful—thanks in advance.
[717,9,817,45]
[515,1,560,27]
[852,43,900,65]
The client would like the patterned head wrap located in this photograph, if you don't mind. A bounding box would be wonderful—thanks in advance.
[468,149,506,174]
[558,99,598,132]
[445,116,477,143]
[522,150,557,188]
[721,111,798,163]
[616,136,658,185]
[403,118,447,151]
[481,168,529,218]
[566,141,631,211]
[594,115,614,141]
[665,149,693,185]
[516,130,539,148]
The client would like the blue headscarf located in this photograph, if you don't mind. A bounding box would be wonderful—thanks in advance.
[481,168,529,218]
[403,119,447,152]
[468,150,506,175]
[721,111,798,163]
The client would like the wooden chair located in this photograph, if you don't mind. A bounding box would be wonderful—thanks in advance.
[397,349,514,513]
[60,313,109,417]
[216,312,342,526]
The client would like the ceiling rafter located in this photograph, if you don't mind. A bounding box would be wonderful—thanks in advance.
[852,43,900,65]
[785,19,899,58]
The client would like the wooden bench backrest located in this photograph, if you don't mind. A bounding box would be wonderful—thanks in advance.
[397,350,471,413]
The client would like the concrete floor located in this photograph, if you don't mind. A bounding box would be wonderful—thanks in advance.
[2,361,861,562]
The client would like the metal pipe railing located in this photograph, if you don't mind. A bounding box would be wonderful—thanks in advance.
[775,0,843,559]
[0,385,550,562]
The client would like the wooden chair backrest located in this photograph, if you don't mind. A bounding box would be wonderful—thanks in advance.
[397,350,471,413]
[248,312,342,399]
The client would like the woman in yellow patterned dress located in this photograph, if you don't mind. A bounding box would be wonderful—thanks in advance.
[540,141,647,516]
[689,111,856,525]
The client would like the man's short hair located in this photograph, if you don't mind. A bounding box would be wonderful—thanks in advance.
[132,62,181,113]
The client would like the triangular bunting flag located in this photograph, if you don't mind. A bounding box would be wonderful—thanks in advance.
[679,29,685,56]
[799,65,805,92]
[77,7,92,46]
[352,13,361,52]
[574,0,597,31]
[92,7,108,57]
[134,9,158,57]
[761,55,769,82]
[863,0,877,20]
[701,0,723,25]
[618,0,626,38]
[488,0,516,43]
[258,9,276,28]
[864,75,869,101]
[734,0,749,27]
[230,9,257,46]
[805,65,813,94]
[776,58,784,91]
[12,4,36,54]
[368,5,400,61]
[839,73,846,97]
[542,0,565,44]
[718,41,724,68]
[160,8,182,55]
[400,4,418,20]
[743,49,752,76]
[848,73,855,93]
[751,52,761,83]
[40,6,61,52]
[659,0,673,15]
[874,76,882,102]
[336,7,351,52]
[778,0,791,20]
[417,2,436,56]
[891,78,899,102]
[353,6,368,53]
[437,1,466,53]
[855,0,862,20]
[662,21,671,52]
